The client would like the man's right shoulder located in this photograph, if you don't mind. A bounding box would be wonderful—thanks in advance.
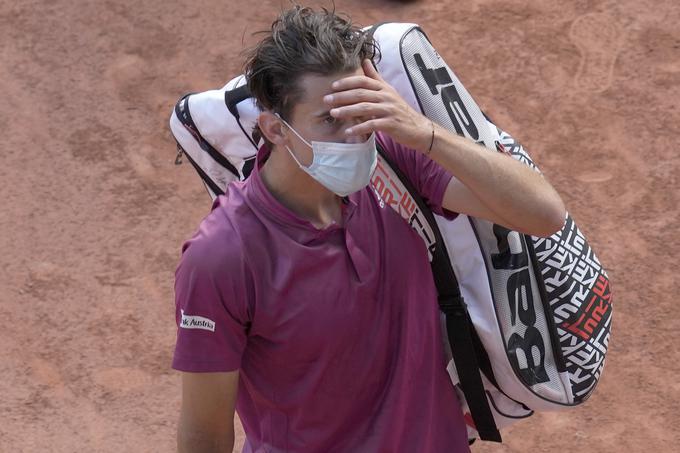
[179,183,258,273]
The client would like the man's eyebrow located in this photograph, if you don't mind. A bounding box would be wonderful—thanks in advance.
[313,110,331,118]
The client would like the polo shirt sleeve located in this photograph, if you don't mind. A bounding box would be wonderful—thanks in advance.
[377,132,457,219]
[172,213,251,373]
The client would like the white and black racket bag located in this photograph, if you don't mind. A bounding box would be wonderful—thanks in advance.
[169,23,613,442]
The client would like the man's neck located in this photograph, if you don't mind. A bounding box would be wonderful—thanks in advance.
[259,146,343,229]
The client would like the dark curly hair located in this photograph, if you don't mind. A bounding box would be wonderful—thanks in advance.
[243,5,379,126]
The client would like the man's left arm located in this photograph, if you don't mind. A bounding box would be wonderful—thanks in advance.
[426,127,566,237]
[326,59,566,237]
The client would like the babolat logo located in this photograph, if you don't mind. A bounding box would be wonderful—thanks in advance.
[180,309,215,332]
[491,225,550,386]
[414,53,480,143]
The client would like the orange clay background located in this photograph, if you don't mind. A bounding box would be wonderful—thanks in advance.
[1,0,679,451]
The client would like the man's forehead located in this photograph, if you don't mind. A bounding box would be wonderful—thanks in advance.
[298,68,364,104]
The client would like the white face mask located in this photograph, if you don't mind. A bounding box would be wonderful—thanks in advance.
[276,113,377,197]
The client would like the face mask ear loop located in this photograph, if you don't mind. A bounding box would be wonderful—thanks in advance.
[285,145,306,168]
[274,113,312,148]
[273,113,312,169]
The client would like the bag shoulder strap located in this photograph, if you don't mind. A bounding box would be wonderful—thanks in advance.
[376,141,502,442]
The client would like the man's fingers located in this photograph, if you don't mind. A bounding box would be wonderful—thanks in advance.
[331,75,382,92]
[330,102,391,120]
[345,118,387,136]
[362,58,382,81]
[323,88,382,107]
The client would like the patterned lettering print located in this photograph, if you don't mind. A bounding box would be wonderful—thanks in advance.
[496,127,539,172]
[497,126,612,401]
[372,160,408,217]
[371,158,436,261]
[537,212,612,400]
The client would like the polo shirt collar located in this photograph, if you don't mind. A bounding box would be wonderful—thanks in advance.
[246,144,358,234]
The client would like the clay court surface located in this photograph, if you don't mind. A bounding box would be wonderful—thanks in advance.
[1,0,679,451]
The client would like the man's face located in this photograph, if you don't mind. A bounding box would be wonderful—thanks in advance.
[282,66,368,166]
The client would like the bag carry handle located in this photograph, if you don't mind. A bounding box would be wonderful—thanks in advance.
[175,94,242,179]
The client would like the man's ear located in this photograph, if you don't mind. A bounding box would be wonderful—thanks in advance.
[257,112,287,146]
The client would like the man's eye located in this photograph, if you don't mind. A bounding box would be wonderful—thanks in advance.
[323,115,337,125]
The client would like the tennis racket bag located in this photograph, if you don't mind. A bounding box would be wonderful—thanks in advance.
[169,22,613,442]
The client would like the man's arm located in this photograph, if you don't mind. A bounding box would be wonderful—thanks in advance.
[428,127,565,237]
[325,59,566,237]
[177,371,239,453]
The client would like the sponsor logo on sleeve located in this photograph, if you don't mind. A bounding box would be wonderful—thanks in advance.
[180,309,216,332]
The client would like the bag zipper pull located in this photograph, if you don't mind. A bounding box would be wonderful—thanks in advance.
[175,144,184,165]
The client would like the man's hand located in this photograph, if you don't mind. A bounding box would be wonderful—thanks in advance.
[326,58,566,237]
[325,59,432,151]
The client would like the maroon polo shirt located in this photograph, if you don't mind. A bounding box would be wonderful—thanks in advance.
[172,132,470,452]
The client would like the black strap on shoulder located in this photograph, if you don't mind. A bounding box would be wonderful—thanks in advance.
[174,93,241,178]
[376,142,502,442]
[224,83,252,117]
[224,84,260,151]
